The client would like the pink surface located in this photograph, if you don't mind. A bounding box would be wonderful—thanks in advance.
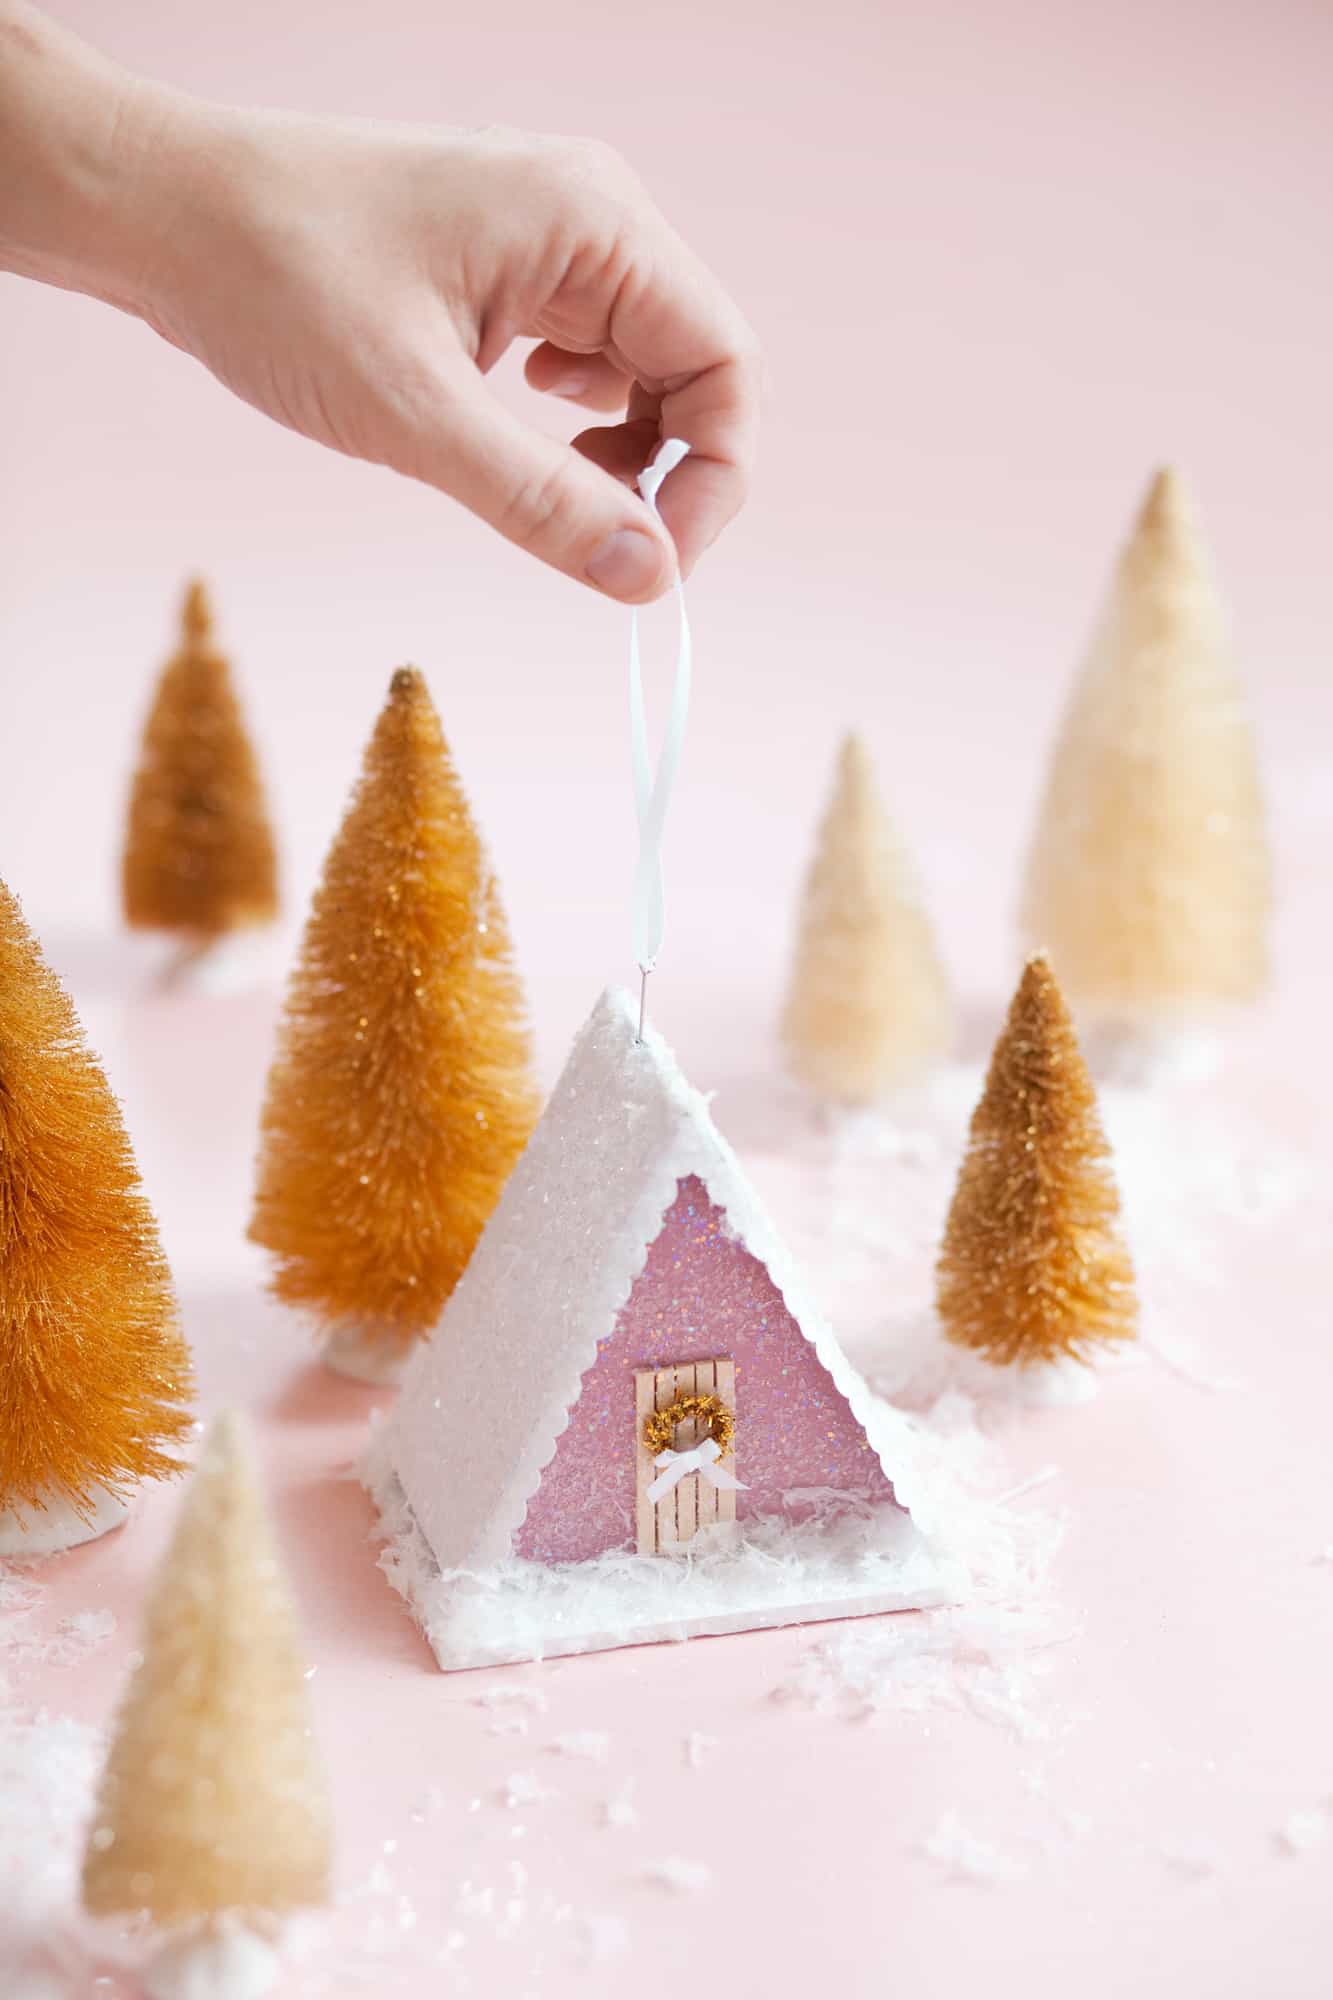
[514,1174,893,1562]
[2,0,1332,1994]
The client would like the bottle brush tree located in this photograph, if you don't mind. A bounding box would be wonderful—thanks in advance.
[0,877,192,1545]
[249,667,540,1379]
[82,1411,332,1944]
[1021,467,1270,1028]
[781,732,952,1102]
[936,954,1137,1368]
[122,578,280,940]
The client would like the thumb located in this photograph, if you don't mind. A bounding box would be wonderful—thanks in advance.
[413,365,675,602]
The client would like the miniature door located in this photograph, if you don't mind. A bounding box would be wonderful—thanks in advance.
[634,1358,739,1555]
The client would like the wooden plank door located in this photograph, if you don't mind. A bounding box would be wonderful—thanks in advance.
[634,1358,738,1556]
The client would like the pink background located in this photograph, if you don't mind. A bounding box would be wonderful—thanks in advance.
[3,2,1332,1996]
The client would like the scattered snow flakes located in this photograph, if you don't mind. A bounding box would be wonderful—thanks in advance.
[474,1688,548,1720]
[409,1783,449,1825]
[776,1607,1061,1742]
[603,1780,639,1830]
[644,1857,712,1893]
[503,1771,552,1809]
[1277,1804,1332,1855]
[550,1730,612,1763]
[922,1811,1029,1885]
[683,1730,717,1770]
[2,1597,116,1672]
[356,1858,396,1898]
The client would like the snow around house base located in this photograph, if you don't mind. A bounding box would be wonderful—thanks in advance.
[364,1429,963,1671]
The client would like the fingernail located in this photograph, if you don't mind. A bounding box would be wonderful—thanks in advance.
[551,368,590,400]
[585,527,666,600]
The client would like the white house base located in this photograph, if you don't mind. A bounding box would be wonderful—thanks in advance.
[365,1436,963,1672]
[0,1483,132,1558]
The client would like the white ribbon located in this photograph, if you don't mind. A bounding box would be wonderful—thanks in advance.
[630,437,692,1000]
[645,1433,746,1506]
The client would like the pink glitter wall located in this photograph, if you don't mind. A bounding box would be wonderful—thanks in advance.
[514,1176,896,1564]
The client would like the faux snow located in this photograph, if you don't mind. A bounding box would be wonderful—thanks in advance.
[922,1810,1029,1885]
[643,1858,712,1893]
[1277,1805,1331,1855]
[550,1731,612,1763]
[368,1428,959,1670]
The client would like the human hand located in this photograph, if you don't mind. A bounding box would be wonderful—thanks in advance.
[107,96,763,601]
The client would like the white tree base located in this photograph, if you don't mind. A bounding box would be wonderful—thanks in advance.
[145,1926,280,2000]
[0,1484,132,1557]
[323,1326,413,1386]
[1009,1355,1100,1407]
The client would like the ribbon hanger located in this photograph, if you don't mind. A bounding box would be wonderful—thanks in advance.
[629,437,692,1040]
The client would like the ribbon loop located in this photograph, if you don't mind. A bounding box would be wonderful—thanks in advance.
[644,1433,747,1506]
[630,437,692,984]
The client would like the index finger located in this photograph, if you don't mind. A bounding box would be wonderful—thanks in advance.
[599,228,764,574]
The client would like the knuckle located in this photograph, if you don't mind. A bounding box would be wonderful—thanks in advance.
[497,458,578,553]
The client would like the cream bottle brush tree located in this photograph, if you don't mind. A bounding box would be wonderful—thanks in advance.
[781,732,952,1103]
[249,666,540,1383]
[82,1411,332,2000]
[1021,467,1271,1042]
[0,877,192,1556]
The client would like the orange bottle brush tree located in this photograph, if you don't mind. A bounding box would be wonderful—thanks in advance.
[249,667,540,1382]
[936,953,1138,1372]
[0,878,192,1553]
[122,578,279,943]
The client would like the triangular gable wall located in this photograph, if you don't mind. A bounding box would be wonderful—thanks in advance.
[515,1174,895,1563]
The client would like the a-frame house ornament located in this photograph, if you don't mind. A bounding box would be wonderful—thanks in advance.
[367,989,958,1670]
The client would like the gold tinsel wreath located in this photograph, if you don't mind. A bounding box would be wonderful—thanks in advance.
[642,1392,736,1460]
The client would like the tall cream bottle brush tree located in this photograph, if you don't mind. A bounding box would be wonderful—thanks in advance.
[781,733,952,1102]
[1022,468,1270,1035]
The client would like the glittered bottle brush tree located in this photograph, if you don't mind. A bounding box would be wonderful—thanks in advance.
[781,731,952,1103]
[936,953,1137,1382]
[1021,467,1271,1071]
[82,1412,332,2000]
[0,877,192,1555]
[122,578,279,957]
[249,666,540,1383]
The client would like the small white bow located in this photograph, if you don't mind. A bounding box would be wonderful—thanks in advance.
[645,1434,747,1505]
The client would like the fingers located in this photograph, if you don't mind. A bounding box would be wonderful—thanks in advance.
[411,358,675,603]
[524,341,630,415]
[534,187,765,574]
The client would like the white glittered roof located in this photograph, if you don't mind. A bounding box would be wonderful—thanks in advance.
[388,987,932,1572]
